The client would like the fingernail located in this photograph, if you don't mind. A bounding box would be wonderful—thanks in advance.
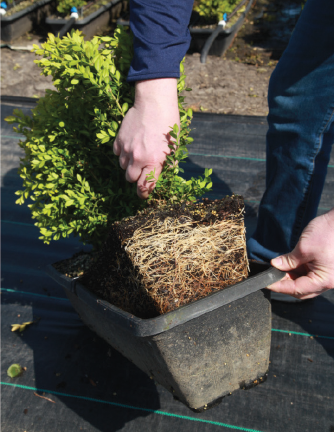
[272,256,282,267]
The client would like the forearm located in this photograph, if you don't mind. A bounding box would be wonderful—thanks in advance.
[128,0,194,82]
[115,0,191,198]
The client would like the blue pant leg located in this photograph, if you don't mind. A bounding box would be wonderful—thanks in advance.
[247,0,334,262]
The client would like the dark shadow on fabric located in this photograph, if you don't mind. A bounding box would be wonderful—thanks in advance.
[1,294,161,431]
[183,158,257,219]
[271,294,334,358]
[1,166,161,431]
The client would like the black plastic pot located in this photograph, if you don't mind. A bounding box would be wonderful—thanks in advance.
[47,260,283,411]
[45,0,123,39]
[1,0,55,43]
[189,0,254,57]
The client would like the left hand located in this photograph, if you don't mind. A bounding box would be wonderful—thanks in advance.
[268,209,334,300]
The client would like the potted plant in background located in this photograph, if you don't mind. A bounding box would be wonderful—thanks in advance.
[189,0,254,61]
[0,0,56,43]
[5,26,283,411]
[116,0,254,62]
[45,0,126,39]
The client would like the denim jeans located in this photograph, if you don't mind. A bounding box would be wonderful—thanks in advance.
[247,0,334,262]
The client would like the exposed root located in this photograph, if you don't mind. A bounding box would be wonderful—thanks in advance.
[125,214,247,313]
[82,196,249,318]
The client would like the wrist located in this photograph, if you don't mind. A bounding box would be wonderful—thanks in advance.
[134,78,178,107]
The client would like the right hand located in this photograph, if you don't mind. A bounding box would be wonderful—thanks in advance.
[113,78,180,199]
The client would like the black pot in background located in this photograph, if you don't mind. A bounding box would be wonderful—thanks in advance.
[45,0,125,40]
[116,0,253,60]
[47,260,284,411]
[1,0,55,43]
[189,0,254,57]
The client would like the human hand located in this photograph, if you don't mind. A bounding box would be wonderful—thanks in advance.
[268,208,334,299]
[113,78,180,199]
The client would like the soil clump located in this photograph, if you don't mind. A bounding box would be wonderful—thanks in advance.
[81,196,248,318]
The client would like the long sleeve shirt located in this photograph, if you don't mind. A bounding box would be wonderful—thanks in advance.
[127,0,194,82]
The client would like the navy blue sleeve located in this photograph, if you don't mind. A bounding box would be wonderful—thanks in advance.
[127,0,194,82]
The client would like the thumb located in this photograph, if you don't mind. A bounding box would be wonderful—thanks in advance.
[271,249,304,272]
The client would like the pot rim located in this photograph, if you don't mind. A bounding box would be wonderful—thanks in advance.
[47,261,284,337]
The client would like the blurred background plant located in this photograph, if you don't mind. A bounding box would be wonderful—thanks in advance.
[193,0,241,23]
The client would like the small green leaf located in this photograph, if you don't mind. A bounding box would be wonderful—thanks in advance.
[111,121,118,131]
[4,116,16,123]
[7,364,24,378]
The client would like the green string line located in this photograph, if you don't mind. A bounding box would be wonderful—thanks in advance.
[2,220,35,227]
[1,288,333,340]
[271,328,334,340]
[0,382,263,432]
[189,153,266,162]
[188,152,334,168]
[2,137,334,168]
[1,288,68,301]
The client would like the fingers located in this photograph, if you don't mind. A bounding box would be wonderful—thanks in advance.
[125,161,142,183]
[267,274,326,299]
[113,135,121,156]
[114,138,162,197]
[136,166,162,199]
[119,154,129,170]
[271,249,304,272]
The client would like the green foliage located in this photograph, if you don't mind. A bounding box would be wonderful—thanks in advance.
[57,0,86,15]
[7,364,24,378]
[6,27,212,249]
[148,125,212,204]
[6,28,141,249]
[194,0,240,22]
[147,60,212,204]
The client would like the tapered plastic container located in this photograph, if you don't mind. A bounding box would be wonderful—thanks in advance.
[47,261,284,411]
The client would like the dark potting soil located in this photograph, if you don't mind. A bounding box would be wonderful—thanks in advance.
[53,250,99,279]
[81,196,248,319]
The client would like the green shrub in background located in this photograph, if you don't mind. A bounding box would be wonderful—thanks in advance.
[193,0,240,23]
[6,27,212,250]
[57,0,86,15]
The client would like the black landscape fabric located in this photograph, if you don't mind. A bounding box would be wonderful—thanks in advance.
[1,99,334,432]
